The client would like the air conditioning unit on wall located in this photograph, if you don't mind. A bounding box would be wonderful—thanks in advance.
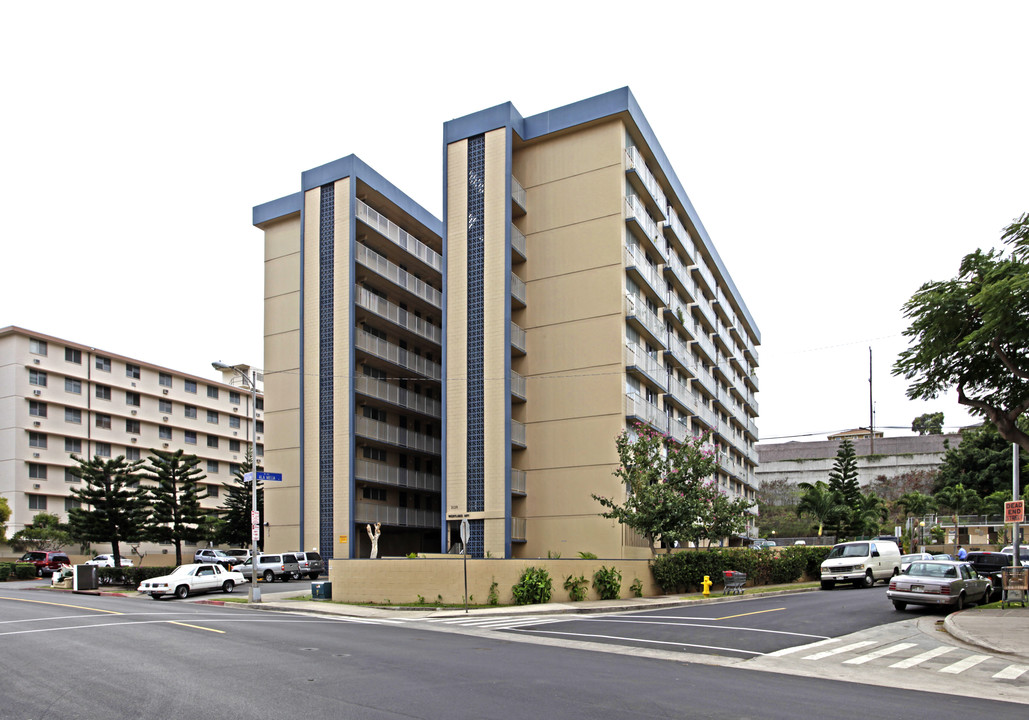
[33,390,41,396]
[162,389,168,395]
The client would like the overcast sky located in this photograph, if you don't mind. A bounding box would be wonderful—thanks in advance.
[3,2,1026,443]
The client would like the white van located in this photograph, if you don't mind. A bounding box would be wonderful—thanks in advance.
[820,540,902,590]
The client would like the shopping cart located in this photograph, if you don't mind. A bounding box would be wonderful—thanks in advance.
[1001,566,1028,609]
[723,570,747,595]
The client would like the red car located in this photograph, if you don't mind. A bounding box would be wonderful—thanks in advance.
[19,551,71,577]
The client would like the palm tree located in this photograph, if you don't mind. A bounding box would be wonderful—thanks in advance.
[852,493,889,537]
[934,483,981,556]
[796,481,846,537]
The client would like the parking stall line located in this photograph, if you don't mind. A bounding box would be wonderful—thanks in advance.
[887,646,955,668]
[939,654,990,674]
[802,640,877,660]
[993,664,1029,680]
[842,642,916,665]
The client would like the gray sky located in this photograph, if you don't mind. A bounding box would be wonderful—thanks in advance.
[3,2,1026,443]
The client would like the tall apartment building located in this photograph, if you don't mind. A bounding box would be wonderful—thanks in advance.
[0,326,263,539]
[255,88,760,561]
[253,157,444,560]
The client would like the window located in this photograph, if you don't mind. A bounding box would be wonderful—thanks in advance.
[206,483,219,498]
[207,460,219,474]
[184,430,196,445]
[362,487,387,501]
[125,391,140,407]
[29,463,47,479]
[125,447,140,461]
[29,369,47,387]
[255,397,264,410]
[29,400,47,417]
[28,494,47,510]
[229,391,240,404]
[229,463,240,476]
[96,442,111,457]
[256,443,264,457]
[30,339,48,355]
[65,347,81,364]
[256,420,264,433]
[159,426,172,440]
[362,406,387,422]
[362,446,386,462]
[65,408,81,424]
[65,497,81,511]
[29,432,47,448]
[229,415,240,429]
[159,372,172,387]
[65,468,79,483]
[95,385,111,401]
[125,419,140,434]
[65,438,81,453]
[159,398,172,414]
[207,435,219,449]
[65,377,81,394]
[96,414,111,430]
[95,356,111,372]
[207,410,218,424]
[207,385,219,399]
[229,439,240,453]
[125,363,140,379]
[184,379,197,394]
[184,405,197,419]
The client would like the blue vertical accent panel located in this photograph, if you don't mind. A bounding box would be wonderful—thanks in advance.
[468,519,485,559]
[466,136,485,530]
[319,183,335,559]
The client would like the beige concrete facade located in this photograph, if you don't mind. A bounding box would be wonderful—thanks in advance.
[0,326,263,551]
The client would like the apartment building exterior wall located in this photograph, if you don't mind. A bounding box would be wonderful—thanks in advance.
[0,326,262,543]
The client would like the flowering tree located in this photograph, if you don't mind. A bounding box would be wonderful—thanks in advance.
[592,421,752,555]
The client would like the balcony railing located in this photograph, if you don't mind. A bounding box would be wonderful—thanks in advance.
[664,331,692,372]
[511,370,526,401]
[355,329,441,380]
[694,362,717,397]
[355,501,441,529]
[665,252,698,303]
[356,287,441,345]
[624,342,668,392]
[512,419,526,448]
[355,459,441,492]
[624,293,667,349]
[665,375,697,416]
[664,212,697,263]
[356,199,442,273]
[511,322,526,354]
[667,418,689,444]
[511,223,526,261]
[355,416,441,455]
[625,244,666,299]
[511,272,526,307]
[625,146,667,218]
[625,194,662,254]
[354,375,441,418]
[511,469,526,495]
[511,175,527,214]
[693,329,717,365]
[625,392,668,434]
[512,516,526,542]
[355,244,442,309]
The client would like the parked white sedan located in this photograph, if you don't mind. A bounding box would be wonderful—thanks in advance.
[85,554,134,568]
[138,563,247,600]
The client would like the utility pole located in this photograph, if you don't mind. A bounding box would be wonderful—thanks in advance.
[869,347,874,455]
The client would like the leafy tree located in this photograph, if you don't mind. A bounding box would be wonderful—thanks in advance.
[981,489,1012,518]
[9,512,72,552]
[935,421,1027,496]
[827,439,861,535]
[795,481,846,537]
[143,449,207,565]
[934,483,981,554]
[756,479,810,537]
[593,422,750,554]
[0,496,10,542]
[68,454,148,569]
[912,412,945,435]
[894,212,1029,452]
[215,449,264,549]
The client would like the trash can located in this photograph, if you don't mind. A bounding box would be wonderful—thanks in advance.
[73,564,98,591]
[311,581,332,600]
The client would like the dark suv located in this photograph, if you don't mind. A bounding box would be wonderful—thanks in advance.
[19,551,71,577]
[964,552,1015,601]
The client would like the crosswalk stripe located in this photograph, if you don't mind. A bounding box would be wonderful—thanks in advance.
[993,664,1029,680]
[767,638,839,657]
[888,646,955,668]
[802,641,876,660]
[843,642,917,665]
[939,654,990,674]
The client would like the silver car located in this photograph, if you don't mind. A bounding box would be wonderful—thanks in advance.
[233,553,301,583]
[887,560,991,612]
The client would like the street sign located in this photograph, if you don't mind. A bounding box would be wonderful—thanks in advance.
[1006,500,1025,523]
[251,525,260,542]
[460,518,470,547]
[243,472,283,482]
[251,511,260,525]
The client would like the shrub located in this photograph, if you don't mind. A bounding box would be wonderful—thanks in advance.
[564,574,588,601]
[592,565,622,600]
[650,547,825,593]
[578,551,598,559]
[630,578,643,598]
[0,563,11,581]
[487,579,499,606]
[13,563,36,580]
[512,566,552,605]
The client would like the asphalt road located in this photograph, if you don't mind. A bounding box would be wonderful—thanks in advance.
[1,583,1025,719]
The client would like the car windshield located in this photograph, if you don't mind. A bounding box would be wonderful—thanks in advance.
[827,543,869,559]
[19,552,45,562]
[901,554,924,563]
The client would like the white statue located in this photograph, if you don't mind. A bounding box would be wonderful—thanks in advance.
[366,522,381,559]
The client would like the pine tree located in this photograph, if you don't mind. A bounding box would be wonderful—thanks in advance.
[143,449,207,565]
[67,454,147,569]
[828,439,861,537]
[216,449,264,550]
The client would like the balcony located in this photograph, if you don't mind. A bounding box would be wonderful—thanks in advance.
[624,146,667,221]
[511,272,526,309]
[512,419,526,448]
[511,468,526,496]
[693,258,717,297]
[356,199,442,274]
[511,370,526,402]
[355,416,441,455]
[624,194,665,262]
[625,244,666,303]
[624,342,668,393]
[664,331,692,375]
[511,175,527,216]
[662,211,697,264]
[667,418,689,444]
[692,329,717,366]
[693,363,717,398]
[692,296,717,334]
[356,287,441,346]
[354,375,441,419]
[712,286,733,326]
[512,516,526,542]
[624,392,668,434]
[355,329,441,381]
[355,459,441,493]
[511,322,526,355]
[664,375,697,416]
[663,252,698,304]
[356,244,442,309]
[511,223,526,264]
[624,294,667,351]
[355,501,441,529]
[744,337,760,366]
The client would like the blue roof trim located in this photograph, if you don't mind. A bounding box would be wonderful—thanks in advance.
[444,88,760,342]
[253,192,302,226]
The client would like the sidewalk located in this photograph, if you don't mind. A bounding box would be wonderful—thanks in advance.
[945,608,1029,662]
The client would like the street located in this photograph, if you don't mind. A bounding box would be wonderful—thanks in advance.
[1,581,1027,719]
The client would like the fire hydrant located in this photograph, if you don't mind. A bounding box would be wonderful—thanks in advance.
[702,575,713,597]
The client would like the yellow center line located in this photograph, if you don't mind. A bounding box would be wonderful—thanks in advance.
[0,596,122,615]
[168,621,225,634]
[714,607,785,621]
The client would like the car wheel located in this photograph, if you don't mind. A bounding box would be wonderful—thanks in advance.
[222,580,235,594]
[150,593,163,601]
[861,571,875,588]
[953,593,965,612]
[175,585,190,599]
[290,571,302,581]
[820,580,835,590]
[263,570,274,583]
[982,585,992,605]
[892,600,907,611]
[36,567,44,577]
[309,573,320,581]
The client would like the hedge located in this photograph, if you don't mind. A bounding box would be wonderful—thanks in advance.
[0,563,39,581]
[98,566,176,587]
[650,546,832,593]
